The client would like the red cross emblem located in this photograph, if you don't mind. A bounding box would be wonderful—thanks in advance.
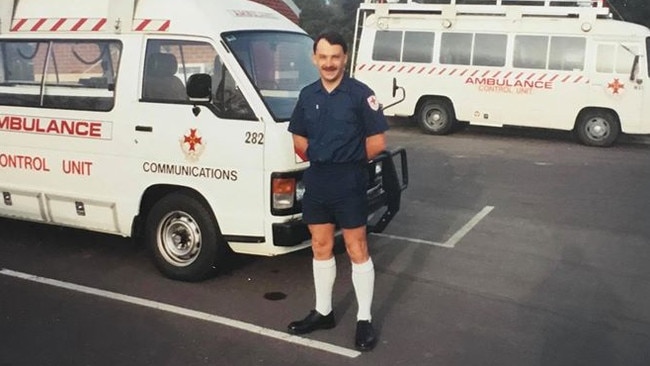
[367,95,379,111]
[607,78,624,95]
[183,129,203,151]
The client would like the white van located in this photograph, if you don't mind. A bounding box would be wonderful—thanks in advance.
[352,0,650,146]
[0,0,407,281]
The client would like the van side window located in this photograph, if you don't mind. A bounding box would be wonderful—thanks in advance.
[596,44,616,73]
[595,43,639,74]
[440,33,472,65]
[473,33,507,67]
[615,44,639,74]
[373,31,402,62]
[0,40,122,111]
[549,36,586,71]
[143,41,195,102]
[403,32,434,63]
[513,35,548,69]
[372,31,434,63]
[143,52,187,101]
[212,56,256,120]
[143,39,254,120]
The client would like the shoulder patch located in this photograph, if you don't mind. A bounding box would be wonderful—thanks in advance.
[367,95,379,111]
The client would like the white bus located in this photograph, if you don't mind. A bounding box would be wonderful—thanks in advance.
[0,0,407,281]
[352,0,650,146]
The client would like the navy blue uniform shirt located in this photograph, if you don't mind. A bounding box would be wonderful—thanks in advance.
[288,76,389,164]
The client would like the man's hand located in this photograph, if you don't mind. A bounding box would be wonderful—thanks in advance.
[293,134,309,161]
[366,133,386,160]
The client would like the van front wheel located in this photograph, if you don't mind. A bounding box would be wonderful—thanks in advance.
[575,110,620,147]
[145,192,226,281]
[416,99,455,135]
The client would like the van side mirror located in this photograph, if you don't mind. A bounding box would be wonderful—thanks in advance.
[383,77,406,111]
[392,77,398,98]
[187,73,212,99]
[630,55,640,81]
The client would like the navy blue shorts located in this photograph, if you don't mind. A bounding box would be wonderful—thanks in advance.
[302,162,369,229]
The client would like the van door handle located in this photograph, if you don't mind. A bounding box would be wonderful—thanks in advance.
[135,125,153,132]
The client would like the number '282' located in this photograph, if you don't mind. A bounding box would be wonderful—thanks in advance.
[245,132,264,145]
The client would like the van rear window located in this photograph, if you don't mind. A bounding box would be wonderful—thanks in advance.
[0,40,122,111]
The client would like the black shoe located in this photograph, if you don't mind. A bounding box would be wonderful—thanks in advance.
[287,310,336,335]
[355,320,378,351]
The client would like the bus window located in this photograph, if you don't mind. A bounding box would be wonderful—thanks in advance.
[513,35,548,69]
[473,33,507,67]
[596,44,615,73]
[373,31,402,62]
[597,43,640,74]
[403,31,434,63]
[440,32,472,65]
[549,36,586,71]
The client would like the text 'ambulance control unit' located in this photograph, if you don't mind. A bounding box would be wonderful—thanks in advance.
[352,0,650,147]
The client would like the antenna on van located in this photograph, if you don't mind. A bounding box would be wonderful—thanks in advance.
[108,0,137,33]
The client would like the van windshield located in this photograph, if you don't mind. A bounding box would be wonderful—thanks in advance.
[222,31,318,122]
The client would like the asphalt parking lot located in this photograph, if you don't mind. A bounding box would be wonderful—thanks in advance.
[2,121,650,365]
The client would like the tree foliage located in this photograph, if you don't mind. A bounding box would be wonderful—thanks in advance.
[294,0,362,49]
[609,0,650,28]
[293,0,336,40]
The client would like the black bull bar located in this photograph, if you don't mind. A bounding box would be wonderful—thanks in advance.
[366,147,409,233]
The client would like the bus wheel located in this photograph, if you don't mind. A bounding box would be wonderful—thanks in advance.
[416,99,455,135]
[145,192,226,281]
[575,110,620,147]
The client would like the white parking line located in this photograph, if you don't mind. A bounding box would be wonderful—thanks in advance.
[0,269,361,359]
[372,206,494,248]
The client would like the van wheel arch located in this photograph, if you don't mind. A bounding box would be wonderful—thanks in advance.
[574,108,620,147]
[414,96,457,135]
[136,185,229,281]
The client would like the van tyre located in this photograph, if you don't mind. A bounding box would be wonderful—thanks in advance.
[575,109,620,147]
[416,99,455,135]
[145,192,226,281]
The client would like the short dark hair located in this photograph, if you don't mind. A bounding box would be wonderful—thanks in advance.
[313,31,348,54]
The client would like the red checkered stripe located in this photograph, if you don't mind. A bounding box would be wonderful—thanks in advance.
[10,18,171,32]
[355,63,590,84]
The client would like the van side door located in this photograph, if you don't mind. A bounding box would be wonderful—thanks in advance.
[132,37,265,239]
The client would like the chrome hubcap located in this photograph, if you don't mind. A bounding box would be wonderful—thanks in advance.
[157,211,201,267]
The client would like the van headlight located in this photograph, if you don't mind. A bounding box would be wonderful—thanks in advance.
[271,171,305,215]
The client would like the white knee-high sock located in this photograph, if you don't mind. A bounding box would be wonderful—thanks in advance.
[313,257,336,316]
[352,258,375,321]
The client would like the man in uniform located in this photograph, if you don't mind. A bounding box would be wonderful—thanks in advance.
[286,31,389,352]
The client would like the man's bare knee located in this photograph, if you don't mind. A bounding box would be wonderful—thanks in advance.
[343,226,369,263]
[309,224,336,260]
